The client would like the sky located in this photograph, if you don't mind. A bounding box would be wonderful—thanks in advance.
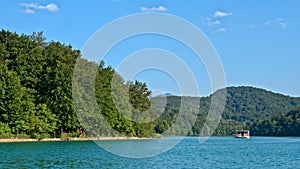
[1,0,300,97]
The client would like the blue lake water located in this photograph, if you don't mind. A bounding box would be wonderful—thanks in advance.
[0,137,300,168]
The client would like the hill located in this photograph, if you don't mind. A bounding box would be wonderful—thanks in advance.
[151,86,300,136]
[250,107,300,136]
[220,86,300,122]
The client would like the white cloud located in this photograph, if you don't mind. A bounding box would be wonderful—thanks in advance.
[141,5,167,12]
[205,10,232,32]
[21,2,59,14]
[265,20,271,26]
[217,28,226,32]
[207,20,222,26]
[24,8,35,14]
[213,10,232,18]
[278,18,287,28]
[205,17,212,21]
[265,18,287,29]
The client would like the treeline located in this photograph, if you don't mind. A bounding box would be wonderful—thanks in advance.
[0,29,154,138]
[0,30,81,139]
[1,29,300,139]
[250,107,300,136]
[151,87,300,136]
[81,59,156,137]
[222,86,300,122]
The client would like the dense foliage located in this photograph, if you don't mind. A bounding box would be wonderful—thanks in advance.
[1,30,300,138]
[0,30,80,138]
[222,87,300,121]
[0,30,155,138]
[152,87,300,136]
[250,107,300,136]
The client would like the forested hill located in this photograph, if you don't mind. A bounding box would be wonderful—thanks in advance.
[151,87,300,136]
[220,86,300,121]
[1,29,300,138]
[250,107,300,136]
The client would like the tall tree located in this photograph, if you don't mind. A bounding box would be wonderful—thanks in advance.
[42,42,81,136]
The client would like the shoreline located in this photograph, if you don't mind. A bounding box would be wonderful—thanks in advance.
[0,137,153,143]
[1,136,299,143]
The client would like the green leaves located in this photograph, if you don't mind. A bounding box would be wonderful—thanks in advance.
[129,80,151,112]
[250,107,300,136]
[0,30,80,138]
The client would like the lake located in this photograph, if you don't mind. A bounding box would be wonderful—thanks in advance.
[0,137,299,168]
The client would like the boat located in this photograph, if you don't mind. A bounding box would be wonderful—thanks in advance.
[235,129,250,139]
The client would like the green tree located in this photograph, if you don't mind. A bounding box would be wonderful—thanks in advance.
[42,42,81,136]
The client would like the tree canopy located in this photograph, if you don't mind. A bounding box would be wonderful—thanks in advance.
[0,29,154,138]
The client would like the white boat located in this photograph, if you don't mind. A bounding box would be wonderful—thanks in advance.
[235,129,250,139]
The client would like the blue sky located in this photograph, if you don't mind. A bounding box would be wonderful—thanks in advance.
[1,1,300,97]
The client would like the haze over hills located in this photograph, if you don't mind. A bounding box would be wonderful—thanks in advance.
[152,92,176,97]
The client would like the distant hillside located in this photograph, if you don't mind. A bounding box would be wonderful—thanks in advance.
[250,107,300,136]
[156,86,300,123]
[220,86,300,122]
[152,93,176,97]
[151,86,300,136]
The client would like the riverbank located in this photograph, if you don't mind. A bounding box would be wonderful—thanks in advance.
[0,137,152,143]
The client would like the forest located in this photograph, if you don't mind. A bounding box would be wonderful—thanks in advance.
[250,107,300,136]
[0,29,300,139]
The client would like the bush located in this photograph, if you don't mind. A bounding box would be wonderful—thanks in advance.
[61,132,80,139]
[67,132,80,137]
[13,134,30,139]
[0,122,12,138]
[34,133,51,140]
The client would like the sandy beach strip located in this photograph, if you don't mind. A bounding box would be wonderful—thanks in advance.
[0,137,153,143]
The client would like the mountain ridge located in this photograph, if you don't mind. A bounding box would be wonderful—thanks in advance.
[151,86,300,135]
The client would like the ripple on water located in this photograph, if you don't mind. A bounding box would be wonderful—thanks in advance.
[0,137,299,168]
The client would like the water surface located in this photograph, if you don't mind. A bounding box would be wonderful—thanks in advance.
[0,137,299,168]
